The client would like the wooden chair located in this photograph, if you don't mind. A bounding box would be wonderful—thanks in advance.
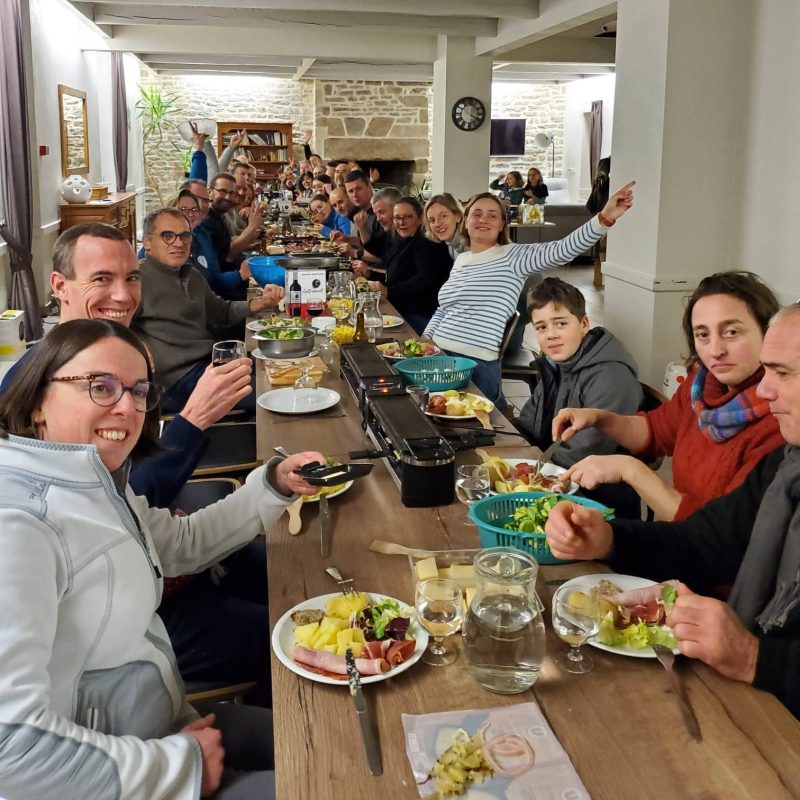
[185,681,257,705]
[191,421,259,478]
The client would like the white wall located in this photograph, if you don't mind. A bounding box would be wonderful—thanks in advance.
[563,74,615,202]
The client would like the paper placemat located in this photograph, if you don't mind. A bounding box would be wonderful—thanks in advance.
[402,702,590,799]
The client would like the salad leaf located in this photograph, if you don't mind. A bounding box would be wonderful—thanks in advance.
[372,598,402,639]
[503,495,560,533]
[661,584,678,612]
[596,611,678,650]
[355,598,411,641]
[403,338,423,357]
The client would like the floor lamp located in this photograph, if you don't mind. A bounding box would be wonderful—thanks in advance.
[534,132,555,177]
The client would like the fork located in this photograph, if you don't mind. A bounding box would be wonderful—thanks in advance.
[652,643,702,742]
[325,566,358,597]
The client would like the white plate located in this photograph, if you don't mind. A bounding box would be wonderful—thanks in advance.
[376,341,442,361]
[257,387,340,414]
[247,320,274,332]
[424,392,495,421]
[558,573,678,659]
[251,348,317,361]
[382,315,404,329]
[310,316,336,331]
[490,458,578,495]
[302,480,353,504]
[271,592,429,686]
[177,118,216,142]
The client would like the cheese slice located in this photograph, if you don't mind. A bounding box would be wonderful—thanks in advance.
[415,556,440,582]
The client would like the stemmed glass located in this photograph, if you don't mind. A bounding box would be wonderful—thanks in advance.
[293,361,317,392]
[455,464,491,525]
[551,584,600,674]
[415,578,464,666]
[212,340,247,367]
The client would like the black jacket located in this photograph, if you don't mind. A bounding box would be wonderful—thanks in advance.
[608,446,799,718]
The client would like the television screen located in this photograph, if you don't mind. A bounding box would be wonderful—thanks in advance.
[490,118,527,156]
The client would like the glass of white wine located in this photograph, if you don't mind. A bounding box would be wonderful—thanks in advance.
[415,578,464,666]
[551,584,600,674]
[455,464,490,525]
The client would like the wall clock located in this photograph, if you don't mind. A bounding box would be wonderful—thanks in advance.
[451,97,486,131]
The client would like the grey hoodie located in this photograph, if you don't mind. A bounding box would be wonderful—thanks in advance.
[517,327,643,468]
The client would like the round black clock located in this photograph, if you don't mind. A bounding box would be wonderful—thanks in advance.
[451,96,486,131]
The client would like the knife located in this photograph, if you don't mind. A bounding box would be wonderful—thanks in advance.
[540,438,562,463]
[345,648,383,775]
[652,643,702,742]
[319,493,331,558]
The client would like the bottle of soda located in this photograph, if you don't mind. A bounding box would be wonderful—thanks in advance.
[289,275,302,317]
[353,310,368,342]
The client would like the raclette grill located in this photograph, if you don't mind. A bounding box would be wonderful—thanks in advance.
[341,344,455,507]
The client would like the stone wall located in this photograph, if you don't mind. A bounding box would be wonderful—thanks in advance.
[61,94,87,171]
[138,69,315,208]
[315,80,432,188]
[489,83,565,182]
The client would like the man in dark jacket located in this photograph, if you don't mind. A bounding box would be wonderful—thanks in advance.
[544,304,800,719]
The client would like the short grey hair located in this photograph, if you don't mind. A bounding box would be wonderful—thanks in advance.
[143,208,189,236]
[372,187,401,207]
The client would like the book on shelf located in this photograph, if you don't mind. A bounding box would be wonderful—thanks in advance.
[249,132,268,146]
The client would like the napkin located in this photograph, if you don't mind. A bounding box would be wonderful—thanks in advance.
[402,703,590,799]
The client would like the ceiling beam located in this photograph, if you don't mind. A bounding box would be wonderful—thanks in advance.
[66,2,112,37]
[136,53,304,67]
[476,0,615,55]
[501,35,615,63]
[144,63,299,75]
[90,6,497,36]
[81,0,538,18]
[151,67,301,77]
[306,63,432,81]
[494,62,613,74]
[84,25,438,61]
[293,58,315,80]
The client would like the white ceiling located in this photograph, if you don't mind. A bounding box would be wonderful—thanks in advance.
[69,0,616,83]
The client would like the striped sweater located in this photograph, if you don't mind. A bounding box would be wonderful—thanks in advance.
[424,216,605,361]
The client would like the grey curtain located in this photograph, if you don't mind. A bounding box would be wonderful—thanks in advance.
[112,52,129,192]
[0,0,42,341]
[589,100,603,183]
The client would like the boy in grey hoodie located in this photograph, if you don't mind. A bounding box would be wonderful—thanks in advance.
[517,278,643,469]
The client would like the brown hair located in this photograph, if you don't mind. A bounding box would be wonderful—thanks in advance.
[424,193,463,242]
[682,271,780,363]
[507,171,523,188]
[527,168,543,186]
[52,223,130,280]
[0,319,161,459]
[168,189,199,209]
[209,172,236,190]
[461,193,510,247]
[527,277,587,319]
[393,196,424,219]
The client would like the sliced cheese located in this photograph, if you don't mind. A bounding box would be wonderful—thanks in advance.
[415,556,440,582]
[465,587,477,609]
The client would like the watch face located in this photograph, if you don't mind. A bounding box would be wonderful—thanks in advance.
[452,97,486,131]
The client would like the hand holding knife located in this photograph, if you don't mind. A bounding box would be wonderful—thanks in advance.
[345,648,383,775]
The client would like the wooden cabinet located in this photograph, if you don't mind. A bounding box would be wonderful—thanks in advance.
[59,192,137,247]
[217,122,294,179]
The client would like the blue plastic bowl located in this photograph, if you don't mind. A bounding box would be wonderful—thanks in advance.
[247,256,286,288]
[468,491,614,565]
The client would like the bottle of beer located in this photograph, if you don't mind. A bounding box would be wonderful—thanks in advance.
[289,275,302,317]
[353,310,368,343]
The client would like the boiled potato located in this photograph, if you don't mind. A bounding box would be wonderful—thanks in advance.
[294,622,319,646]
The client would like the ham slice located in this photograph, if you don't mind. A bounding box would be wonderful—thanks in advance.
[386,639,416,666]
[607,580,678,608]
[292,645,390,676]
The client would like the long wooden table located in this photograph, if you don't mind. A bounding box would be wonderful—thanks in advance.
[252,311,800,799]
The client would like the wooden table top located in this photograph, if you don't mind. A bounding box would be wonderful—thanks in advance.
[252,308,800,800]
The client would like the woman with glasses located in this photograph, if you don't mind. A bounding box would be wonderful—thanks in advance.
[424,193,467,260]
[0,319,323,799]
[366,196,453,334]
[423,184,635,409]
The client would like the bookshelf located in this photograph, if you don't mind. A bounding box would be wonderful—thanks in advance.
[217,122,294,179]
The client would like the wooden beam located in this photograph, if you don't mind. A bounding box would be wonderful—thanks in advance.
[293,58,315,80]
[91,5,498,36]
[136,52,303,67]
[494,61,614,74]
[144,63,298,75]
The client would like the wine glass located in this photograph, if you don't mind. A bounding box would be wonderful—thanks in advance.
[415,578,464,666]
[212,340,247,367]
[455,464,490,525]
[551,584,600,674]
[306,299,325,318]
[293,361,317,393]
[405,384,429,412]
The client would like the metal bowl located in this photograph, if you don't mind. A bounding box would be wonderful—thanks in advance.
[275,253,341,269]
[252,327,316,358]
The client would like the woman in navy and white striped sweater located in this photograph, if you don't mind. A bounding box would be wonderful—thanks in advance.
[423,182,635,408]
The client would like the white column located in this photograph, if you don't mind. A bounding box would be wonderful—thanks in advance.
[431,35,493,201]
[604,0,754,386]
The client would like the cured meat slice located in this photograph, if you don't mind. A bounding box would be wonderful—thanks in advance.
[292,645,389,676]
[607,580,678,608]
[385,639,416,666]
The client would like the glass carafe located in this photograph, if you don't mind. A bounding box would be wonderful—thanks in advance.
[317,327,341,375]
[462,547,546,694]
[327,271,355,326]
[356,292,383,342]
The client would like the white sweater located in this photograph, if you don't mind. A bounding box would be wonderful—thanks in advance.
[0,436,291,800]
[424,217,604,361]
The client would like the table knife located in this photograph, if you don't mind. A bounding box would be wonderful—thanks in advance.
[319,494,331,558]
[540,438,561,463]
[652,644,702,742]
[345,649,383,775]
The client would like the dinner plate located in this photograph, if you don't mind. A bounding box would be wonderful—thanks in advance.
[271,592,429,685]
[375,341,442,361]
[490,458,578,496]
[302,480,353,504]
[251,348,317,361]
[424,392,495,421]
[257,387,340,414]
[382,315,404,329]
[558,573,678,659]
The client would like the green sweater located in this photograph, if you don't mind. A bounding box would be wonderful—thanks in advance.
[132,255,250,390]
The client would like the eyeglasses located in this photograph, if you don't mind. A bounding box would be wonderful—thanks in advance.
[212,187,237,198]
[393,214,417,224]
[177,206,200,216]
[428,212,454,225]
[49,373,161,412]
[158,230,193,245]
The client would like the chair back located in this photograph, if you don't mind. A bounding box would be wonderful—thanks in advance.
[499,311,520,359]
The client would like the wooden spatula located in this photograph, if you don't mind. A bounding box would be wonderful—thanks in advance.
[286,497,303,535]
[369,539,438,558]
[474,407,493,430]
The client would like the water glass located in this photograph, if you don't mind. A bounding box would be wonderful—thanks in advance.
[455,465,490,524]
[406,384,429,412]
[212,340,247,367]
[293,362,317,393]
[551,584,600,674]
[415,578,464,666]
